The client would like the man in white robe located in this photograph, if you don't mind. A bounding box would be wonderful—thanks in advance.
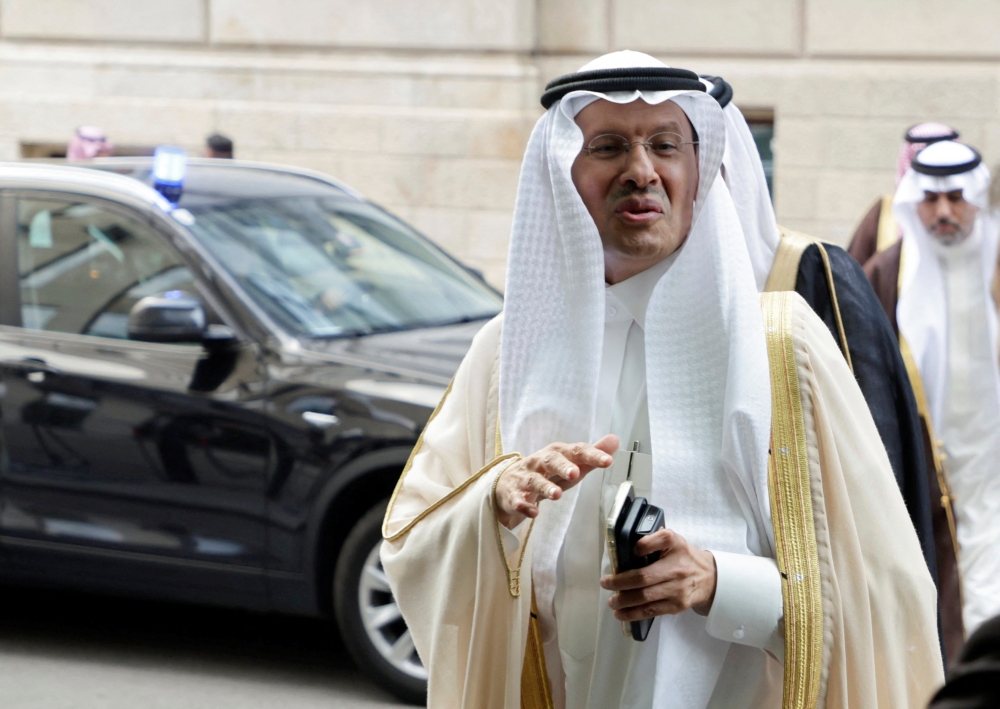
[866,139,1000,636]
[382,51,942,709]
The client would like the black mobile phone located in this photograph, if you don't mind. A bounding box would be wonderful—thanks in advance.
[605,481,666,641]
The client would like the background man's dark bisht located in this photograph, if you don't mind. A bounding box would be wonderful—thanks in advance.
[705,76,948,659]
[864,144,992,664]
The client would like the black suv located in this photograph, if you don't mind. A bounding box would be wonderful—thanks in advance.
[0,158,502,703]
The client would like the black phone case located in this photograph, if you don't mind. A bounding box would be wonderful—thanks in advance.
[613,495,665,641]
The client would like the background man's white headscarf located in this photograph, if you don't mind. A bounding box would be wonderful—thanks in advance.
[67,125,113,161]
[894,140,1000,428]
[697,74,779,291]
[500,50,773,709]
[897,122,960,186]
[716,93,780,292]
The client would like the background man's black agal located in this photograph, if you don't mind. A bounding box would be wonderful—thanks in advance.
[700,75,734,108]
[794,243,936,571]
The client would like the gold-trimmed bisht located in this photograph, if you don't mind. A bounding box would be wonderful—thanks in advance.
[875,194,899,253]
[381,378,521,544]
[762,291,825,709]
[379,347,551,706]
[766,228,854,374]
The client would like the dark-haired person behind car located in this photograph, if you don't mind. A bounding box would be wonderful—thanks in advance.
[205,133,234,159]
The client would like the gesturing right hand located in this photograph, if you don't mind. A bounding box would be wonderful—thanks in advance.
[494,434,619,529]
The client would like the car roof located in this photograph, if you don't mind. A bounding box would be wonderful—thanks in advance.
[1,157,366,212]
[0,161,177,211]
[85,157,364,207]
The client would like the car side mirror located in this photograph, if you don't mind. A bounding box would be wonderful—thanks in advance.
[128,294,207,343]
[464,264,486,281]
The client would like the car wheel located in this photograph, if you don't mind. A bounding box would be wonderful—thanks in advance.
[334,499,427,705]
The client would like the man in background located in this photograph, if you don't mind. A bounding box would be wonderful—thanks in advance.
[848,123,959,266]
[66,126,113,161]
[205,133,234,159]
[866,139,1000,658]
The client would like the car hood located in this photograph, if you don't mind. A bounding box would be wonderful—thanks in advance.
[296,318,492,385]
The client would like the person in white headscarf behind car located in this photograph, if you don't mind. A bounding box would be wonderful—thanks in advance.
[66,125,113,161]
[381,51,943,709]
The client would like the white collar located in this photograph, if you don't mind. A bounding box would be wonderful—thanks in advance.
[605,251,679,329]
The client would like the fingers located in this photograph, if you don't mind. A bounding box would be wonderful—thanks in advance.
[606,578,692,612]
[632,528,679,557]
[611,595,689,621]
[599,542,718,618]
[498,437,621,522]
[524,470,562,501]
[504,470,562,517]
[549,441,614,475]
[600,557,672,592]
[593,433,619,455]
[532,449,582,483]
[599,531,680,593]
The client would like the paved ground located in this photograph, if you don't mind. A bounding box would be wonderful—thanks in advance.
[0,583,413,708]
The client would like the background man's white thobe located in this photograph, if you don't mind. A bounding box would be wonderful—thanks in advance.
[937,237,1000,633]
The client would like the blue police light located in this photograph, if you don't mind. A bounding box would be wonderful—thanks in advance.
[152,145,187,204]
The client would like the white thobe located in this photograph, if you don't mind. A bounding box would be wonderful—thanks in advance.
[937,239,1000,634]
[528,256,784,709]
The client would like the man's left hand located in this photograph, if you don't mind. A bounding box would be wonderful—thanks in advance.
[599,529,717,620]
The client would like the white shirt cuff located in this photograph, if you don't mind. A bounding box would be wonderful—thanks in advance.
[705,550,784,661]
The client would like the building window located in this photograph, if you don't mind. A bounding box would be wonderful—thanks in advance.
[741,109,775,201]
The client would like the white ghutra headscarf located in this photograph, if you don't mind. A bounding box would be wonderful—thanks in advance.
[717,99,780,292]
[894,140,1000,429]
[498,51,774,709]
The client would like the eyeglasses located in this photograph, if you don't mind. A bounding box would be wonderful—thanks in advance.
[582,132,698,161]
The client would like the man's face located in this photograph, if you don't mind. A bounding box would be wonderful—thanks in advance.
[571,99,700,283]
[916,189,977,245]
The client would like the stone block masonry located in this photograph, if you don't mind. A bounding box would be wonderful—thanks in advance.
[3,0,1000,287]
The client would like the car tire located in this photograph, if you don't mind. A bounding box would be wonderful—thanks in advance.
[334,499,427,705]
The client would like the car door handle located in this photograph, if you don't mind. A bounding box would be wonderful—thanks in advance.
[0,356,55,372]
[16,357,60,382]
[302,411,340,428]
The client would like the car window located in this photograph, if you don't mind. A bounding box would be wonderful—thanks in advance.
[184,196,502,338]
[16,197,199,339]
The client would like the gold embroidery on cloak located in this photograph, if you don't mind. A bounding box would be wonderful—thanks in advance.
[766,228,853,373]
[380,338,549,707]
[381,376,520,542]
[762,291,824,709]
[493,411,553,709]
[876,194,899,253]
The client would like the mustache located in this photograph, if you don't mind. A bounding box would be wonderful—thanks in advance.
[608,184,669,203]
[931,217,961,230]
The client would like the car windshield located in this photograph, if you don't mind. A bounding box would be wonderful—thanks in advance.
[183,196,502,338]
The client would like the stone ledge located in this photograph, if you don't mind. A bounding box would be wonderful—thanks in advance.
[2,0,204,42]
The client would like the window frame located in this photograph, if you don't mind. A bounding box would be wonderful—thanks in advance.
[0,189,244,345]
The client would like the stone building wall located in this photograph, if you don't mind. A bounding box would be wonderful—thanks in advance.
[2,0,1000,286]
